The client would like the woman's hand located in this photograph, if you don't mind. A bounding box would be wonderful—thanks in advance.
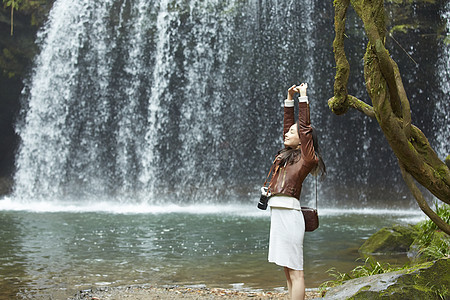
[287,85,297,100]
[296,83,308,97]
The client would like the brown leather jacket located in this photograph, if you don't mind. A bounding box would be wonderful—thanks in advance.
[267,101,318,199]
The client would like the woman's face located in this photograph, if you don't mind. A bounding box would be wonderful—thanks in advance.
[284,124,300,148]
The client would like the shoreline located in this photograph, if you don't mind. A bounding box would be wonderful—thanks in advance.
[68,285,322,299]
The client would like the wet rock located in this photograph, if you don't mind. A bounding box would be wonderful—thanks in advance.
[359,224,418,254]
[0,177,13,196]
[321,258,449,300]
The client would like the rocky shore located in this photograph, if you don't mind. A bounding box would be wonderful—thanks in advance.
[69,285,322,300]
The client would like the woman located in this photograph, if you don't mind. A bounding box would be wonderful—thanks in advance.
[265,83,326,300]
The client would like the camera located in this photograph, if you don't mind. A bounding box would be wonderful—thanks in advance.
[257,187,271,210]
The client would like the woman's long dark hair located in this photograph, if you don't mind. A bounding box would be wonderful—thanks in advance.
[310,126,327,181]
[277,125,326,180]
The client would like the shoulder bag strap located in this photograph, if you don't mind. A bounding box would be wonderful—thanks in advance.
[315,175,318,210]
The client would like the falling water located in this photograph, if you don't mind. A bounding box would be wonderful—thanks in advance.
[13,0,317,204]
[12,0,449,207]
[434,2,450,159]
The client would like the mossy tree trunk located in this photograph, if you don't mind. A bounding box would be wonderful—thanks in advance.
[328,0,450,235]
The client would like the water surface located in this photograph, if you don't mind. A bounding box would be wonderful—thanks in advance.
[0,201,423,299]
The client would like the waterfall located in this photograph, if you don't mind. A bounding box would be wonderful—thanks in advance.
[434,2,450,159]
[13,0,448,206]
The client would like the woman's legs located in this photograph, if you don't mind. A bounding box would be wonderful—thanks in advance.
[284,267,305,300]
[284,267,292,298]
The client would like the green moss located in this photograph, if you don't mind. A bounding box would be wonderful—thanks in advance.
[433,165,447,181]
[358,285,371,292]
[323,259,450,299]
[403,261,433,274]
[359,224,418,255]
[410,259,450,298]
[390,24,418,34]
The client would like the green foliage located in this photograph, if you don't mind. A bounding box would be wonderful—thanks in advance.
[0,0,52,77]
[2,0,50,15]
[2,0,49,34]
[3,0,21,10]
[413,203,450,261]
[1,48,18,77]
[352,257,400,276]
[319,257,401,292]
[321,205,450,294]
[434,284,449,300]
[415,203,450,240]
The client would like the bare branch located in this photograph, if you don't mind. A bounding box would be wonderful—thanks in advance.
[348,95,376,119]
[328,95,376,119]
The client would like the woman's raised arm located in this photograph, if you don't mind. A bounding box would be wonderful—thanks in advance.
[297,83,316,164]
[283,85,297,137]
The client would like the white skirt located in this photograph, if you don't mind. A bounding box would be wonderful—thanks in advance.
[268,207,305,270]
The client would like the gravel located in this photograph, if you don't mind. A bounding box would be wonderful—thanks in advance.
[69,285,322,299]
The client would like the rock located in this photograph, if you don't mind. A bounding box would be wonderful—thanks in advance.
[359,224,418,254]
[320,258,450,300]
[0,176,13,196]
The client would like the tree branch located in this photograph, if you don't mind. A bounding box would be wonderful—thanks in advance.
[375,111,450,203]
[328,95,376,119]
[351,0,412,139]
[355,1,450,202]
[330,0,351,115]
[410,126,450,190]
[399,163,450,235]
[329,0,450,230]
